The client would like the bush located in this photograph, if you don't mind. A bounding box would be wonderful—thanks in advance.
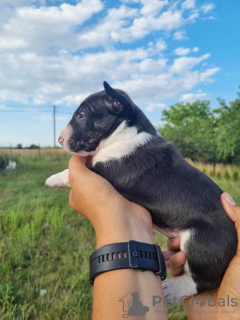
[28,144,40,149]
[209,170,214,177]
[216,172,222,179]
[0,155,9,171]
[233,171,239,181]
[224,170,231,181]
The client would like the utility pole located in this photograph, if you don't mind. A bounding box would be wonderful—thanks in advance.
[10,142,12,160]
[53,105,56,147]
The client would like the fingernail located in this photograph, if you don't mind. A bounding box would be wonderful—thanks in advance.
[224,193,236,206]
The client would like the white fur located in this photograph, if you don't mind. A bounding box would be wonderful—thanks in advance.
[92,121,152,166]
[45,169,70,188]
[46,121,153,188]
[60,125,73,152]
[163,229,198,301]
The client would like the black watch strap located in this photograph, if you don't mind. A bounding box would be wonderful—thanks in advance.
[89,240,166,285]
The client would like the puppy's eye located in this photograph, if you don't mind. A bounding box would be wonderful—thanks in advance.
[77,112,85,119]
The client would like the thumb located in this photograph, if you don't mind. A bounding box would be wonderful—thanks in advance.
[221,192,240,252]
[68,155,118,199]
[221,192,238,222]
[69,154,87,169]
[68,155,88,182]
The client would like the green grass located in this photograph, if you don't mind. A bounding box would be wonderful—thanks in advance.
[0,156,240,319]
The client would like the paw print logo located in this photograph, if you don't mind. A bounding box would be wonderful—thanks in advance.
[196,296,206,307]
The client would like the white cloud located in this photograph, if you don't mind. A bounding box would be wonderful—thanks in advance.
[187,10,199,22]
[193,46,199,52]
[0,0,104,52]
[140,0,168,16]
[174,46,200,55]
[201,4,215,14]
[0,105,12,110]
[79,8,186,46]
[146,103,166,112]
[199,67,220,82]
[55,93,90,106]
[173,29,187,40]
[170,53,211,73]
[173,47,191,56]
[0,46,219,107]
[152,39,167,52]
[34,114,69,122]
[179,91,210,103]
[0,0,220,110]
[182,0,195,10]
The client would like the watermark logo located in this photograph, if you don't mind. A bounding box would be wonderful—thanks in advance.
[119,291,149,318]
[196,296,206,307]
[119,292,238,317]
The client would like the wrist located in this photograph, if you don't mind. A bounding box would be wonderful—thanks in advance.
[96,227,155,248]
[94,208,155,248]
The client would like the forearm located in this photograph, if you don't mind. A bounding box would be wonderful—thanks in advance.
[67,156,167,319]
[92,224,167,320]
[93,268,165,320]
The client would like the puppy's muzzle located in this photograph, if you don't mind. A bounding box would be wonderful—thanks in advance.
[58,136,64,146]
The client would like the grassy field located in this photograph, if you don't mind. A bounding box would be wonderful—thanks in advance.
[0,148,68,157]
[1,152,240,319]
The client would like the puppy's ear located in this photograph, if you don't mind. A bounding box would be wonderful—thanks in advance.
[103,81,132,115]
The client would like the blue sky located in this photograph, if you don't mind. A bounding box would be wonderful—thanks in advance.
[0,0,239,147]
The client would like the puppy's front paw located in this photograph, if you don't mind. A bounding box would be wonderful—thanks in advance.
[45,169,70,188]
[45,174,63,188]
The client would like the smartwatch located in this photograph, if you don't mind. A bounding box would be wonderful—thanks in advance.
[89,240,166,284]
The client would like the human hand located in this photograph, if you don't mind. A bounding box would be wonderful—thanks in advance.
[68,155,155,248]
[163,236,186,277]
[216,193,240,316]
[166,193,240,319]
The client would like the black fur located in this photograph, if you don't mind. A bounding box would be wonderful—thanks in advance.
[65,82,237,293]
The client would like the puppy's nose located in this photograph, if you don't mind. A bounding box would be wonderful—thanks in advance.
[58,136,64,145]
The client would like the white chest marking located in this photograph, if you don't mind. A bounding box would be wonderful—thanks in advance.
[92,121,153,166]
[46,121,153,188]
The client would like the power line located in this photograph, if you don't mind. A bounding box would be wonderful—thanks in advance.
[0,109,74,114]
[0,110,52,113]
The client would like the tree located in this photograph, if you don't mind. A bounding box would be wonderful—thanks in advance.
[28,144,40,149]
[158,87,240,166]
[159,100,219,171]
[17,143,23,149]
[214,93,240,164]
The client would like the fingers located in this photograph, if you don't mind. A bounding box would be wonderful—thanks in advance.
[162,250,175,268]
[165,236,186,277]
[169,251,186,277]
[167,236,181,252]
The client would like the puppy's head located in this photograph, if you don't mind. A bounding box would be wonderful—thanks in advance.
[59,81,134,155]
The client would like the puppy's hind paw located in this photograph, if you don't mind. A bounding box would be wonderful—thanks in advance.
[163,275,197,303]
